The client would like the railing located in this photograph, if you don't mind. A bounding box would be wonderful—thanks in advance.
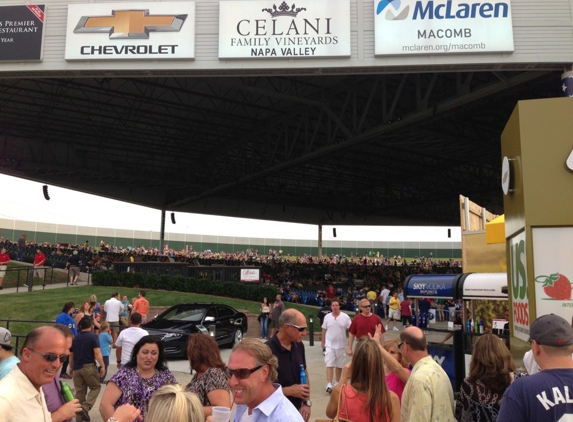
[0,319,55,355]
[1,266,59,292]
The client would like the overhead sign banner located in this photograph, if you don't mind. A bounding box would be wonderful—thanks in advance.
[405,274,456,297]
[0,5,45,62]
[373,0,514,55]
[65,2,195,60]
[219,0,351,59]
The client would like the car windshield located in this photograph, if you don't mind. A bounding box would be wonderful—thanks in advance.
[160,306,206,322]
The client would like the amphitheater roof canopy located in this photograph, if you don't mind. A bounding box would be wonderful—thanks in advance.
[0,0,569,227]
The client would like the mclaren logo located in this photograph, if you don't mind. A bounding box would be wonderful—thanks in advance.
[74,9,187,39]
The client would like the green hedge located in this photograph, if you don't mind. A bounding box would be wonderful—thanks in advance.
[91,270,278,302]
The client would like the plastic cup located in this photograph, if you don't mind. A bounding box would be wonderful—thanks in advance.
[212,406,231,422]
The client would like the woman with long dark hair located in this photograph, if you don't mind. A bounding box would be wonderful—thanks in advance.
[99,335,177,422]
[259,297,271,339]
[185,334,231,417]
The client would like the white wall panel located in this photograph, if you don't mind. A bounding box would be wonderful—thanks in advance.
[0,0,572,75]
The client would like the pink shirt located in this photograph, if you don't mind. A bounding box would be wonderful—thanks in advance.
[338,384,391,422]
[385,369,411,403]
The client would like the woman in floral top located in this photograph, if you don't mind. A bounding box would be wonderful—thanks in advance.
[185,334,231,418]
[99,335,177,422]
[456,333,526,422]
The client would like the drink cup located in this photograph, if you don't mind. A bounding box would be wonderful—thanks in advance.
[212,406,231,422]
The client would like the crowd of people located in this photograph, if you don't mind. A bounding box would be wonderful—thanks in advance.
[0,235,461,276]
[1,284,573,422]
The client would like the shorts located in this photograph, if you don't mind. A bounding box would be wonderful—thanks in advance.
[119,316,129,326]
[324,347,347,368]
[270,320,279,329]
[402,315,412,326]
[69,266,80,278]
[34,268,45,278]
[109,321,120,333]
[0,265,6,278]
[388,308,401,321]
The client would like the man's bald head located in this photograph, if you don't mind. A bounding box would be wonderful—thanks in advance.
[279,309,303,327]
[22,325,66,350]
[400,326,427,352]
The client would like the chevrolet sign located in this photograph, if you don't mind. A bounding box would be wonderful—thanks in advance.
[65,2,195,60]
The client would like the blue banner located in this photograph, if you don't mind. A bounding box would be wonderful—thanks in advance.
[405,274,456,297]
[428,344,456,391]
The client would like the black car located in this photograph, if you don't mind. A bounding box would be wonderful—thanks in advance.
[142,303,248,358]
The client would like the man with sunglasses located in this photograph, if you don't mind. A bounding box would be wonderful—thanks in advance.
[266,309,311,422]
[228,338,303,422]
[0,325,68,422]
[347,298,384,356]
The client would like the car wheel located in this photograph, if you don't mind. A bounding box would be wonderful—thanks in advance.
[231,329,243,346]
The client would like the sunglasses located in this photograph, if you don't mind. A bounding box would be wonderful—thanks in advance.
[398,342,407,349]
[288,324,307,332]
[28,348,69,364]
[225,365,263,380]
[360,305,371,308]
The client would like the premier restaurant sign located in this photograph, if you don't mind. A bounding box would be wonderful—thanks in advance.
[374,0,514,55]
[219,0,351,59]
[65,2,195,60]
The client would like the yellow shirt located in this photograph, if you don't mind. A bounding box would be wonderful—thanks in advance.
[389,296,400,310]
[367,290,377,301]
[401,356,455,422]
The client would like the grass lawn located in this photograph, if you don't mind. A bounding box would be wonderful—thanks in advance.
[0,286,324,347]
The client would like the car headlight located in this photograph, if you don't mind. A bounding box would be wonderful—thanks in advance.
[162,333,183,339]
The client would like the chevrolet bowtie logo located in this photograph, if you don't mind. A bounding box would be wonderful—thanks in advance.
[74,10,187,39]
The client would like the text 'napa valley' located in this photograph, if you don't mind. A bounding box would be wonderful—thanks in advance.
[230,18,337,57]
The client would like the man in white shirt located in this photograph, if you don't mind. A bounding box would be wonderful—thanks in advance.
[0,326,68,422]
[115,313,148,368]
[321,299,351,393]
[379,285,391,319]
[103,292,124,345]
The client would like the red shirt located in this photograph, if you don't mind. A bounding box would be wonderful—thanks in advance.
[349,313,384,339]
[0,253,10,265]
[400,300,412,317]
[325,285,336,299]
[34,252,46,266]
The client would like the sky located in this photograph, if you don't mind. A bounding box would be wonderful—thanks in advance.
[0,174,461,242]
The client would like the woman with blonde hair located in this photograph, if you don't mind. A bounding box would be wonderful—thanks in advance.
[381,339,411,403]
[456,333,525,421]
[185,334,231,417]
[146,384,204,422]
[326,338,400,422]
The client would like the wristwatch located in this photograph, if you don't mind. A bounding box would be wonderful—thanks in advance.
[304,400,312,407]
